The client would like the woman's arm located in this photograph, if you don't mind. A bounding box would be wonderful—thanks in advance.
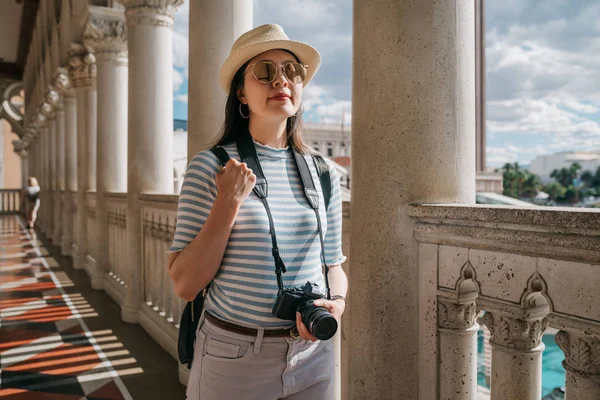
[328,264,348,300]
[168,195,240,301]
[168,153,256,302]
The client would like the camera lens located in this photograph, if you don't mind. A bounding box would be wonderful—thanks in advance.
[301,302,338,341]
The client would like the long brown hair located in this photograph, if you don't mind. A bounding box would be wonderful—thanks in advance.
[210,51,309,153]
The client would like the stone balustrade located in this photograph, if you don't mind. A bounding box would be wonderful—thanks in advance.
[84,190,97,279]
[408,203,600,400]
[105,191,128,304]
[0,189,23,215]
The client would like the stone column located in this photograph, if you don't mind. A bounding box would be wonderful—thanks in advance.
[41,125,50,233]
[438,267,479,400]
[13,140,29,188]
[187,0,252,159]
[120,0,182,323]
[45,87,61,243]
[556,331,600,400]
[68,45,97,269]
[53,100,66,246]
[482,302,549,400]
[62,93,77,255]
[349,0,475,398]
[21,150,29,189]
[84,9,128,290]
[48,118,57,236]
[53,67,76,255]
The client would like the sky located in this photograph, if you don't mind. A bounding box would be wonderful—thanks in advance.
[171,0,600,168]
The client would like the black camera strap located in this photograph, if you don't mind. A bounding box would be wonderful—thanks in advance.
[235,131,332,300]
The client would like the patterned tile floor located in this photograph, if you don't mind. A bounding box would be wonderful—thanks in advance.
[0,216,186,399]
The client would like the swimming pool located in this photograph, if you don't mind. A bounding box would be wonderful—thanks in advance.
[477,330,565,396]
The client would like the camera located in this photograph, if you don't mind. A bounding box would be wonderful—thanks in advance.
[272,281,338,340]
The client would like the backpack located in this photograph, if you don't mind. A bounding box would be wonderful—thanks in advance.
[177,145,332,369]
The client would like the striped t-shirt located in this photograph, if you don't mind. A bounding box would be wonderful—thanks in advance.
[169,138,347,328]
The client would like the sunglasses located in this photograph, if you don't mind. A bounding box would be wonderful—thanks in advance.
[244,61,309,84]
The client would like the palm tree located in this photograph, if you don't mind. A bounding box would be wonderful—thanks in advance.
[522,173,542,198]
[502,163,517,197]
[581,170,594,187]
[569,162,582,180]
[544,182,566,201]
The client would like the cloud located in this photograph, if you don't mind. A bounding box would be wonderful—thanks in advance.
[173,67,184,92]
[301,83,351,124]
[173,1,189,92]
[485,1,600,166]
[254,0,352,101]
[175,94,188,103]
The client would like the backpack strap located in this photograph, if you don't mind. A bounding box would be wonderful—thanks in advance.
[312,154,332,211]
[210,146,231,167]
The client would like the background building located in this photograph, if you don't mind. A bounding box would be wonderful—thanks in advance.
[529,151,600,182]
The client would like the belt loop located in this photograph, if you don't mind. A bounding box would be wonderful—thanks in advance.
[254,327,265,355]
[196,309,207,336]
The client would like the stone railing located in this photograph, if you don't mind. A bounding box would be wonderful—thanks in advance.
[0,189,23,215]
[408,204,600,400]
[105,191,128,304]
[133,195,352,388]
[85,190,97,275]
[137,193,187,378]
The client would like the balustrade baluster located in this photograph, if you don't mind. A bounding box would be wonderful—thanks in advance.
[556,331,600,400]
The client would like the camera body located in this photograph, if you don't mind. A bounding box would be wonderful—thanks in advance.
[272,281,338,340]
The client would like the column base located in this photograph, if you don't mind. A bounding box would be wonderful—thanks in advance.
[52,230,62,247]
[72,246,85,269]
[121,303,140,323]
[61,235,72,256]
[90,271,105,290]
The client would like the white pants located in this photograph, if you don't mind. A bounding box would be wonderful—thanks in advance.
[185,314,334,400]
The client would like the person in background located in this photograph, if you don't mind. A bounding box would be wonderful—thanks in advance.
[23,177,40,229]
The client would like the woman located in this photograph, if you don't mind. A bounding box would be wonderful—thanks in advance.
[168,24,348,400]
[23,177,41,230]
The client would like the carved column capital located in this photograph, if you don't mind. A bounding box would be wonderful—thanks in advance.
[83,11,128,66]
[39,102,53,121]
[121,0,184,29]
[53,67,74,98]
[68,44,97,88]
[556,331,600,380]
[12,139,27,155]
[481,312,548,351]
[44,87,61,115]
[438,298,477,330]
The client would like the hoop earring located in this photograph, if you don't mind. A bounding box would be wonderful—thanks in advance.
[239,103,250,119]
[293,105,304,117]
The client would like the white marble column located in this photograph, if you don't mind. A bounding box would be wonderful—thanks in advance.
[68,45,97,269]
[48,118,57,236]
[187,0,252,159]
[21,150,29,188]
[84,8,128,290]
[40,124,49,233]
[53,68,75,255]
[438,268,479,400]
[120,0,182,323]
[13,140,29,188]
[53,101,66,246]
[62,94,77,255]
[482,310,548,399]
[556,331,600,400]
[44,87,61,242]
[349,0,475,398]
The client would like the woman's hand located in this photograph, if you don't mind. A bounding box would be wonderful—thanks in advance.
[215,159,257,208]
[295,298,346,342]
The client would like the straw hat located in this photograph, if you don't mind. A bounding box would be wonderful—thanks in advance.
[219,24,321,93]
